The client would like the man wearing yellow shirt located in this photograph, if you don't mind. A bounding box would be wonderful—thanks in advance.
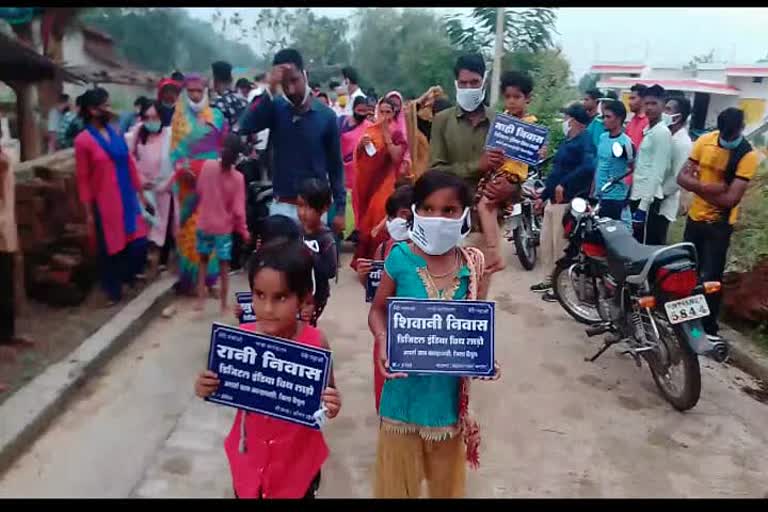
[677,108,760,341]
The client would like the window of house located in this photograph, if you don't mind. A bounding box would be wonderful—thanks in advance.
[752,77,763,84]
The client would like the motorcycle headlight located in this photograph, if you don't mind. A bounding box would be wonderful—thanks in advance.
[570,197,588,217]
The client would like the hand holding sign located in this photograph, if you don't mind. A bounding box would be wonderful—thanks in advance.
[486,113,549,167]
[481,147,505,173]
[195,370,220,398]
[377,332,409,380]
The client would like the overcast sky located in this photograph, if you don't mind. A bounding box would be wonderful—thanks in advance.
[187,7,768,80]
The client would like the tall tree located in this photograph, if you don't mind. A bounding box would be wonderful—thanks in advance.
[82,8,257,73]
[213,8,351,83]
[444,7,557,60]
[351,8,458,99]
[577,72,598,94]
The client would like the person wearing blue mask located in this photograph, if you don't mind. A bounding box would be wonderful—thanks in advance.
[126,100,174,279]
[530,103,596,302]
[677,107,759,343]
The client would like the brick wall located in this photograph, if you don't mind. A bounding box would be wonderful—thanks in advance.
[14,148,95,307]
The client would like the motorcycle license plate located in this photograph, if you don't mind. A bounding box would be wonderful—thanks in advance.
[664,294,710,324]
[511,203,522,216]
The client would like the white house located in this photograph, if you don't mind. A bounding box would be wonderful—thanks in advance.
[591,62,768,134]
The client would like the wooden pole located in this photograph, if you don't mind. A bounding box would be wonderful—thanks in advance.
[489,8,505,111]
[11,83,41,162]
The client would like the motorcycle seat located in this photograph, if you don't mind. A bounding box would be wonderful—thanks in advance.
[597,221,691,280]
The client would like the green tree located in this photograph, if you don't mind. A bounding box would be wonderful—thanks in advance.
[213,8,351,85]
[577,72,598,93]
[444,8,558,59]
[81,8,257,74]
[350,8,458,99]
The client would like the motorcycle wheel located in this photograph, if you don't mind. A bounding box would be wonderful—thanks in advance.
[513,213,537,271]
[552,261,602,324]
[642,311,701,411]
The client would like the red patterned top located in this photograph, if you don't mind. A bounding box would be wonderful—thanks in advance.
[224,324,329,498]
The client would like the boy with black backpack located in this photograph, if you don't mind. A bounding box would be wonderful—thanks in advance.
[677,107,759,342]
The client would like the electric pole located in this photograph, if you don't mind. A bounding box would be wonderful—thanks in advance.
[489,7,505,110]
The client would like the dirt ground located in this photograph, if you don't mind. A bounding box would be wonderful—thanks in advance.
[0,281,149,406]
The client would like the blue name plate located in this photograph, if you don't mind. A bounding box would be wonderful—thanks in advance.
[486,113,549,166]
[365,260,385,303]
[236,292,256,324]
[386,299,495,376]
[206,322,331,429]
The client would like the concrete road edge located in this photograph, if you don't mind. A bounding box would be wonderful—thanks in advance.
[0,277,176,477]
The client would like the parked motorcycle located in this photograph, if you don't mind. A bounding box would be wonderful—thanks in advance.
[236,153,273,269]
[551,171,728,411]
[503,159,548,270]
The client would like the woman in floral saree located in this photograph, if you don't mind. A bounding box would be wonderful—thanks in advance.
[168,73,227,295]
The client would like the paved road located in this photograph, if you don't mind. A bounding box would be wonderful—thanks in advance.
[1,254,767,498]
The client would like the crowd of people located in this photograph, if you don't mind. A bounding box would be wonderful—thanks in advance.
[531,83,759,344]
[1,43,759,497]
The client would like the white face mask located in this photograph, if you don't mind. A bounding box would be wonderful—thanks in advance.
[386,217,410,242]
[284,71,311,109]
[562,119,571,136]
[409,205,471,256]
[455,79,486,112]
[662,112,679,127]
[187,89,208,113]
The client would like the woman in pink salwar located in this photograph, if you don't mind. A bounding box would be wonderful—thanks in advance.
[126,100,175,278]
[338,96,372,230]
[75,88,151,306]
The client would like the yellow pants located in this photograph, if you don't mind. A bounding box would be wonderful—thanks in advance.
[374,427,466,498]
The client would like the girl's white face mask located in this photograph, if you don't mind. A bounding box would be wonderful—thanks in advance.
[386,217,410,242]
[409,205,471,256]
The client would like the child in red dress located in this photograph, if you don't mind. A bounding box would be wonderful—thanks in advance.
[354,184,413,412]
[195,239,341,499]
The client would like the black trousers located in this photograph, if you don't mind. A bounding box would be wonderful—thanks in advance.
[598,199,626,221]
[630,199,669,245]
[683,218,733,335]
[0,252,14,342]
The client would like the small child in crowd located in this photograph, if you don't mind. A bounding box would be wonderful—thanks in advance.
[233,212,334,326]
[195,239,341,499]
[195,133,250,312]
[368,169,500,498]
[355,184,414,412]
[477,70,540,274]
[297,179,338,326]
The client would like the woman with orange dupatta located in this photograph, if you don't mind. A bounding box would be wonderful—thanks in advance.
[351,96,408,268]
